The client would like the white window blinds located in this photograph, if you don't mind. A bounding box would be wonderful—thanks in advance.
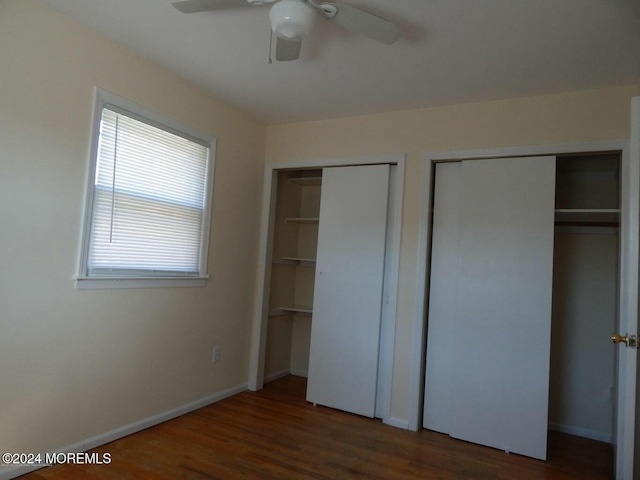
[87,106,211,278]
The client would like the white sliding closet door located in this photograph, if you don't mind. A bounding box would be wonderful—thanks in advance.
[423,162,462,434]
[307,164,390,417]
[425,156,556,460]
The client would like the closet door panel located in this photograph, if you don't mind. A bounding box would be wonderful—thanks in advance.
[307,164,389,417]
[423,162,462,433]
[449,156,556,460]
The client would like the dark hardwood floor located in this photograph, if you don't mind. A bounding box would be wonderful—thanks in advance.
[22,376,613,479]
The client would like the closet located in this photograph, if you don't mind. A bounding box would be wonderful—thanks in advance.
[423,153,620,461]
[550,154,619,444]
[262,163,397,419]
[264,169,322,379]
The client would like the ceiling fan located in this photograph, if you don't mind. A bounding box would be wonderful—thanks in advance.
[172,0,402,62]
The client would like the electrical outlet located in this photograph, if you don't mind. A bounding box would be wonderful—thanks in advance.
[212,346,221,364]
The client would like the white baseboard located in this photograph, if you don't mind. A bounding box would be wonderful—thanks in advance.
[264,368,308,382]
[263,369,308,384]
[0,383,247,480]
[263,369,291,383]
[385,417,410,430]
[549,422,612,443]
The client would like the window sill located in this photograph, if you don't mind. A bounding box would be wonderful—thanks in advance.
[74,276,209,290]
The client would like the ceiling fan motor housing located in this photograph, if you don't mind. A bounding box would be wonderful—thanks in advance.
[269,0,316,41]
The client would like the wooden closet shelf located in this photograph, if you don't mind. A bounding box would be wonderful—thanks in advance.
[554,209,620,225]
[285,217,319,224]
[281,257,317,264]
[288,177,322,187]
[279,305,313,314]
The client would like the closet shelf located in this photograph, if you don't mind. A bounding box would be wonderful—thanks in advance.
[285,217,319,224]
[281,256,316,264]
[554,209,620,225]
[288,177,322,187]
[279,305,313,314]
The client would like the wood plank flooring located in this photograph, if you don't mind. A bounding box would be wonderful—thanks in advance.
[22,376,613,479]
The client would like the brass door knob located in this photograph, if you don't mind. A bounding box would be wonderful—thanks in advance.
[612,333,638,348]
[611,333,629,345]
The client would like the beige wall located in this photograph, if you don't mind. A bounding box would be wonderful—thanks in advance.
[265,85,637,422]
[0,0,265,457]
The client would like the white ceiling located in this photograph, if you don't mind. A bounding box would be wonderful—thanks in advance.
[41,0,640,125]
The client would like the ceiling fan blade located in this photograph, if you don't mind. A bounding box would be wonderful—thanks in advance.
[275,37,302,61]
[172,0,251,13]
[327,3,401,44]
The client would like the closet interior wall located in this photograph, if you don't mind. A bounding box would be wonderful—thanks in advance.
[264,169,322,381]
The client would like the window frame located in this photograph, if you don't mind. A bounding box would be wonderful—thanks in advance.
[76,88,216,289]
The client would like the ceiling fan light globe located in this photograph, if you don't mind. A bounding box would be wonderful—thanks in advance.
[269,0,316,41]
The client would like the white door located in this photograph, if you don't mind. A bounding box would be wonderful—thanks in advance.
[615,96,639,479]
[306,164,390,417]
[423,162,462,434]
[425,156,556,460]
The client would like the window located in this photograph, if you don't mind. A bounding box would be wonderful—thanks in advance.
[77,89,215,289]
